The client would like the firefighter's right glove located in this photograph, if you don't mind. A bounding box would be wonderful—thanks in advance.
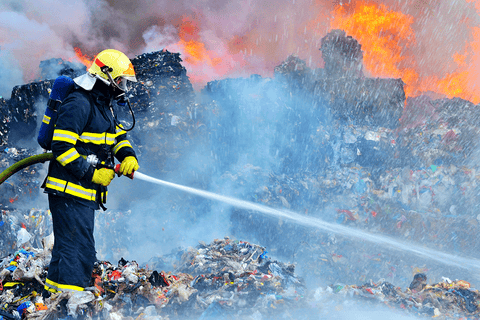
[119,156,139,176]
[92,168,115,186]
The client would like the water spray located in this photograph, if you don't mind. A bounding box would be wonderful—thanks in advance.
[133,171,480,272]
[2,155,479,272]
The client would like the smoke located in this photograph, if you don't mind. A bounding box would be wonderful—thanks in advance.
[1,0,480,98]
[0,50,22,99]
[3,1,480,317]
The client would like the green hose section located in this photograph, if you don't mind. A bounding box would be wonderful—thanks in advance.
[0,152,54,185]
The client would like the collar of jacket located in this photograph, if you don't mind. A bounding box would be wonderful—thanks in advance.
[90,79,114,102]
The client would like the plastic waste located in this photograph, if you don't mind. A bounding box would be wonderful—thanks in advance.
[16,228,31,247]
[66,291,95,317]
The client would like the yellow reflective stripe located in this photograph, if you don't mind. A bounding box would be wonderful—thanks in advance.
[56,148,80,166]
[46,278,84,292]
[45,176,66,192]
[78,132,116,145]
[113,140,132,154]
[44,285,58,293]
[53,129,78,144]
[3,282,23,288]
[115,126,126,136]
[65,183,96,201]
[45,177,96,202]
[42,115,51,124]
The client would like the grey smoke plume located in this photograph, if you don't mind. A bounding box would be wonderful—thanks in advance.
[1,0,478,97]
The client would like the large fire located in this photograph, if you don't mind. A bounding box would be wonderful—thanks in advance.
[168,16,244,89]
[72,3,480,103]
[329,1,480,103]
[73,47,92,69]
[331,3,418,92]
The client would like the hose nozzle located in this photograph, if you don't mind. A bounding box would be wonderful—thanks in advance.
[114,164,134,179]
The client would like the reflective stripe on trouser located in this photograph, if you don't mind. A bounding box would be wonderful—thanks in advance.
[46,194,96,291]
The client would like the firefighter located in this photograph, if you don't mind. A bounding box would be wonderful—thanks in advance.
[42,49,139,294]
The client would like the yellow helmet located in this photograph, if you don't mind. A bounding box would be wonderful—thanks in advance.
[88,49,137,90]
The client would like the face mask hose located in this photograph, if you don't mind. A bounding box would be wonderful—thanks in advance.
[101,66,136,132]
[111,96,136,132]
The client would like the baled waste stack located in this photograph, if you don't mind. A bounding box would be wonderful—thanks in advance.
[315,29,405,129]
[125,50,203,176]
[0,98,9,146]
[0,50,203,209]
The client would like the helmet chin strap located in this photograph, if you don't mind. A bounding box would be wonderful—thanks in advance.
[100,66,136,132]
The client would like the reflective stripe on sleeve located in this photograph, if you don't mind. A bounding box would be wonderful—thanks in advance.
[42,115,51,124]
[115,126,126,136]
[53,129,79,144]
[56,148,80,166]
[113,140,132,154]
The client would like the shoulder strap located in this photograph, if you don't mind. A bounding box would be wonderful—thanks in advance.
[72,85,95,127]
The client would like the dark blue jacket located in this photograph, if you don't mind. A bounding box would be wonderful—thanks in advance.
[43,81,136,209]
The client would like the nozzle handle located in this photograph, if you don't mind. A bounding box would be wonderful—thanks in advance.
[114,164,134,179]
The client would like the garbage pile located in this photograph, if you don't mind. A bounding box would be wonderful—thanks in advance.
[399,95,480,166]
[0,208,52,258]
[0,147,44,210]
[313,275,480,319]
[0,237,306,320]
[2,30,480,319]
[128,50,195,116]
[319,29,364,79]
[0,98,9,146]
[2,237,480,319]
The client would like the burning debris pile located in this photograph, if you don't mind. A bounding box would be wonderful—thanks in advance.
[315,29,405,129]
[1,27,480,319]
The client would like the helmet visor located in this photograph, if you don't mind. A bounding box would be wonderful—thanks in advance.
[115,75,137,91]
[115,77,128,91]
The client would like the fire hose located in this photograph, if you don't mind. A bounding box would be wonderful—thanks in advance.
[0,153,133,186]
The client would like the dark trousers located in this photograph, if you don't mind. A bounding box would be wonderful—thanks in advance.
[46,194,96,291]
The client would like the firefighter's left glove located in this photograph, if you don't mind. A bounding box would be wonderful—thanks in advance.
[119,156,139,175]
[92,168,115,186]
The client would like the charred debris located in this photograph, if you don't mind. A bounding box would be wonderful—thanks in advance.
[1,30,480,318]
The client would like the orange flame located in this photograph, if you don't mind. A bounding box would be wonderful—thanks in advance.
[330,3,418,96]
[177,18,222,68]
[74,47,93,69]
[329,2,480,103]
[420,27,480,103]
[168,16,243,89]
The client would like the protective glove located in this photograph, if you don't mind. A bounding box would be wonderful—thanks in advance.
[119,156,139,175]
[92,168,115,186]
